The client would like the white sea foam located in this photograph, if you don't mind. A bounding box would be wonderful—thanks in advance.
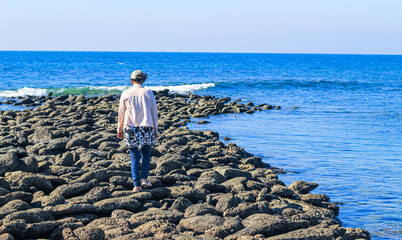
[0,87,48,97]
[148,83,216,93]
[0,83,216,97]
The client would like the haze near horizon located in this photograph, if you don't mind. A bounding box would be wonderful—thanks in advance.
[1,0,401,54]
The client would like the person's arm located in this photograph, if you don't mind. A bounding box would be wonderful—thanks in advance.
[117,93,126,139]
[149,91,159,138]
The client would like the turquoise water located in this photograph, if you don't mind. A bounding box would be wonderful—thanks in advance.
[0,51,401,239]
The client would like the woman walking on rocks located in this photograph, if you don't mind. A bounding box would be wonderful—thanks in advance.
[117,70,158,192]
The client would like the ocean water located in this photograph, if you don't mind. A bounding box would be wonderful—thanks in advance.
[0,51,401,239]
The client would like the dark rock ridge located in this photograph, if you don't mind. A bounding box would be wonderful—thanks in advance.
[0,90,370,239]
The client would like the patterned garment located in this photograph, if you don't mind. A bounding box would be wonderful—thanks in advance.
[123,126,155,150]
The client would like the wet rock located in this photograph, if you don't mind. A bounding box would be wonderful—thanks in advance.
[196,120,211,124]
[289,181,319,194]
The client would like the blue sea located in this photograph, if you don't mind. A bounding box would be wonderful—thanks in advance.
[0,51,401,239]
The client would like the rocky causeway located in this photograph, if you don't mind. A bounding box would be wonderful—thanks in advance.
[0,90,370,240]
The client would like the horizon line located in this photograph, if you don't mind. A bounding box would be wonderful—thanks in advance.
[0,49,401,56]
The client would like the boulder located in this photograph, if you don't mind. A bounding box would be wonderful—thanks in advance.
[66,138,89,149]
[0,219,27,239]
[270,185,295,198]
[111,209,134,219]
[289,181,319,194]
[49,203,100,217]
[25,220,63,239]
[168,185,206,203]
[129,209,184,227]
[73,226,105,240]
[5,171,53,193]
[223,201,272,219]
[215,193,241,213]
[225,213,310,239]
[84,186,111,203]
[93,197,141,214]
[184,204,219,218]
[3,208,54,223]
[264,223,346,240]
[50,182,92,199]
[169,197,192,212]
[116,220,177,239]
[178,215,225,233]
[0,153,25,176]
[0,199,32,219]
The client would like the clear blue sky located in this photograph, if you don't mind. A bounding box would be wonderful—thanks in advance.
[1,0,401,54]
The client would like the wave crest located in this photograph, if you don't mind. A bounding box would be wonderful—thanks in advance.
[0,83,215,97]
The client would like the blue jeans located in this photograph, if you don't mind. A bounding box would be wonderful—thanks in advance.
[129,145,151,187]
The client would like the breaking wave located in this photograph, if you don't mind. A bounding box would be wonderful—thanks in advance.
[0,83,216,97]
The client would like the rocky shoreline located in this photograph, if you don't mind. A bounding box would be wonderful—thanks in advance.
[0,90,370,240]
